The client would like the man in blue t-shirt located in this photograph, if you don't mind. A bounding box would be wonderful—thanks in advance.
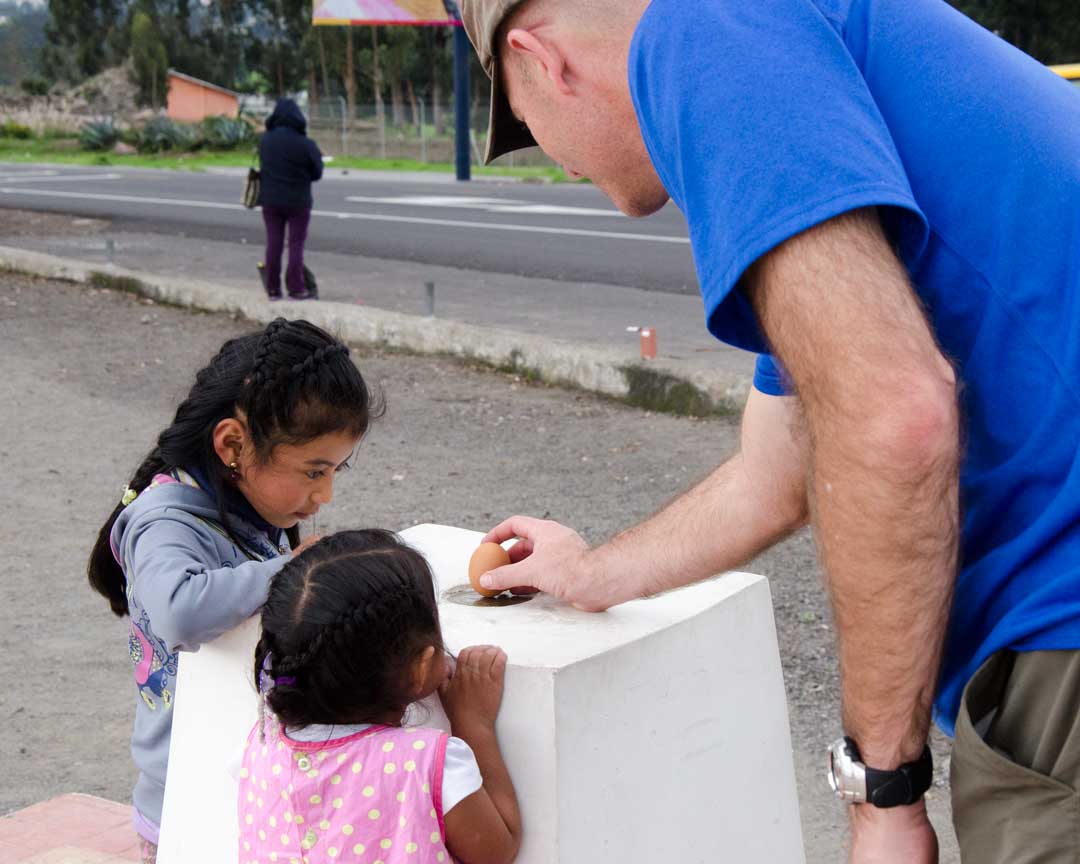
[462,0,1080,860]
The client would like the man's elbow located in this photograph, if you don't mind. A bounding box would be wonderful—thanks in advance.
[873,371,960,480]
[778,489,810,535]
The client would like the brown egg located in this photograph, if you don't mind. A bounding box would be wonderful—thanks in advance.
[468,542,511,597]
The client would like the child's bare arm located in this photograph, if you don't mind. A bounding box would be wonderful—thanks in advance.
[439,646,521,864]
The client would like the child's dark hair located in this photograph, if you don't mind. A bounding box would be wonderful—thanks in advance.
[255,529,444,728]
[88,318,382,617]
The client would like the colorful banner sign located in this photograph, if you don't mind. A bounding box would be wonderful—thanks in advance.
[313,0,459,26]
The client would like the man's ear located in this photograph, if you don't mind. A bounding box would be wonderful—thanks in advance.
[212,417,249,470]
[505,26,574,95]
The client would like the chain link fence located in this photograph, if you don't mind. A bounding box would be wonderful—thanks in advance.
[304,99,556,167]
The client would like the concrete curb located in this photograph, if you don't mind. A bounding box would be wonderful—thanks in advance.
[0,246,748,416]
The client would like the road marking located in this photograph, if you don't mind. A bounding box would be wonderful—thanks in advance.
[0,171,60,182]
[0,172,124,184]
[345,194,623,218]
[0,187,691,245]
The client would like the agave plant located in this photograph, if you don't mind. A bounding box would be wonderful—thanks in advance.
[201,115,255,150]
[137,117,199,154]
[78,119,119,151]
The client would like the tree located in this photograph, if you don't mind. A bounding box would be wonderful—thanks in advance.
[345,27,357,127]
[0,3,49,87]
[40,0,127,83]
[383,26,419,127]
[130,9,168,107]
[950,1,1080,63]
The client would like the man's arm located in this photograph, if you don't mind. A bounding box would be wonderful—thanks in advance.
[747,207,958,860]
[746,206,959,768]
[479,385,810,611]
[592,386,810,602]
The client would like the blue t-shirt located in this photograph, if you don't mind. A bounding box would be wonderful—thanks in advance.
[629,0,1080,734]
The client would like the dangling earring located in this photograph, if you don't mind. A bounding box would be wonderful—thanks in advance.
[229,460,241,481]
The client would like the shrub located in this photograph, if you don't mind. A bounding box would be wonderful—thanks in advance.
[137,116,198,153]
[200,115,255,150]
[79,119,119,151]
[39,126,74,140]
[1,121,33,140]
[20,77,49,97]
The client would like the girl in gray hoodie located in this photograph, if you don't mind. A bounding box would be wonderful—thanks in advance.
[87,317,381,862]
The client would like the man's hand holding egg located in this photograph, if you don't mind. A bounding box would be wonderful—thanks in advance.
[477,516,621,612]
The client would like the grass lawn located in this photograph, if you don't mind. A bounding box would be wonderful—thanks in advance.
[0,136,569,182]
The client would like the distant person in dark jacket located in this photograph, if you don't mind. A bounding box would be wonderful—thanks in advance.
[259,98,323,300]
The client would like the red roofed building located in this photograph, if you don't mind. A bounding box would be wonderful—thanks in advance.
[166,70,240,122]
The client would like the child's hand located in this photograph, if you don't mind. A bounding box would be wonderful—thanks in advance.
[439,645,507,735]
[440,646,520,863]
[291,534,322,556]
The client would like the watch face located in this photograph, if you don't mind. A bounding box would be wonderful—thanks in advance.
[827,737,866,804]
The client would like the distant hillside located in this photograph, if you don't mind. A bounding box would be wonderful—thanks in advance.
[0,1,48,86]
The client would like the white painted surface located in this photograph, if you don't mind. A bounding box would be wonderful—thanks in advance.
[0,187,689,244]
[344,195,623,218]
[158,523,804,863]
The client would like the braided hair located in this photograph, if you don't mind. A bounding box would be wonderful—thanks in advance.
[254,530,444,728]
[88,318,382,616]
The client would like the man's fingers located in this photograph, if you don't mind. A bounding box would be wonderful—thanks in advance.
[507,538,534,564]
[481,514,545,545]
[479,560,541,593]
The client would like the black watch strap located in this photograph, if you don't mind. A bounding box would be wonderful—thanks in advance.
[851,738,934,808]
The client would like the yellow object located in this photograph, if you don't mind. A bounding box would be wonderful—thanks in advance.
[1049,63,1080,82]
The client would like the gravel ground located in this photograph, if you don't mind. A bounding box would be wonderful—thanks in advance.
[0,272,959,862]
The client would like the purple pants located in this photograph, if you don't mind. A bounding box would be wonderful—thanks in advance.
[261,205,312,297]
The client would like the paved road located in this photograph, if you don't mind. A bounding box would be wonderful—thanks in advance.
[0,164,699,293]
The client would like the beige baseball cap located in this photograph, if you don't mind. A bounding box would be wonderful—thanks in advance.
[460,0,539,164]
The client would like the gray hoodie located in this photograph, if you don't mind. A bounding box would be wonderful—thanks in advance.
[110,473,289,833]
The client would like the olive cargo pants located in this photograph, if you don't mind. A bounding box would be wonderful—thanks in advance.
[952,649,1080,863]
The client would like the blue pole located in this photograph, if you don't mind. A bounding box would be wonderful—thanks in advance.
[453,23,471,181]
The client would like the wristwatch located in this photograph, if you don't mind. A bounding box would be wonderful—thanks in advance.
[827,736,933,808]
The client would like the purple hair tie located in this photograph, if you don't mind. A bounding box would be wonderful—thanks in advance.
[275,676,296,686]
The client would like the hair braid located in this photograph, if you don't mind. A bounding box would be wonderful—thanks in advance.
[90,320,378,621]
[254,532,442,728]
[278,581,415,677]
[250,317,289,388]
[280,343,349,381]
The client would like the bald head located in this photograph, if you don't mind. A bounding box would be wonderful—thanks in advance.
[496,0,645,61]
[483,0,666,216]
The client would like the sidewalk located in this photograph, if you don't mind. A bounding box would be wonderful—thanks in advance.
[0,226,756,415]
[0,795,139,863]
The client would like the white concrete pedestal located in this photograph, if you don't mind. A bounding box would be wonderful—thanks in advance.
[158,523,804,863]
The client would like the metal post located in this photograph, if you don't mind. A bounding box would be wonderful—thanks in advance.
[452,23,471,181]
[424,281,435,316]
[419,99,427,163]
[338,95,347,158]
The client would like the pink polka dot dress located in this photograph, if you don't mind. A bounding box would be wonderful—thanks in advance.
[238,721,455,864]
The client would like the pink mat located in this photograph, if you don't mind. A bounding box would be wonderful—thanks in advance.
[0,794,140,863]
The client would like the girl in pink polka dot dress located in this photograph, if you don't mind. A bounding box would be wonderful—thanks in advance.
[239,529,521,864]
